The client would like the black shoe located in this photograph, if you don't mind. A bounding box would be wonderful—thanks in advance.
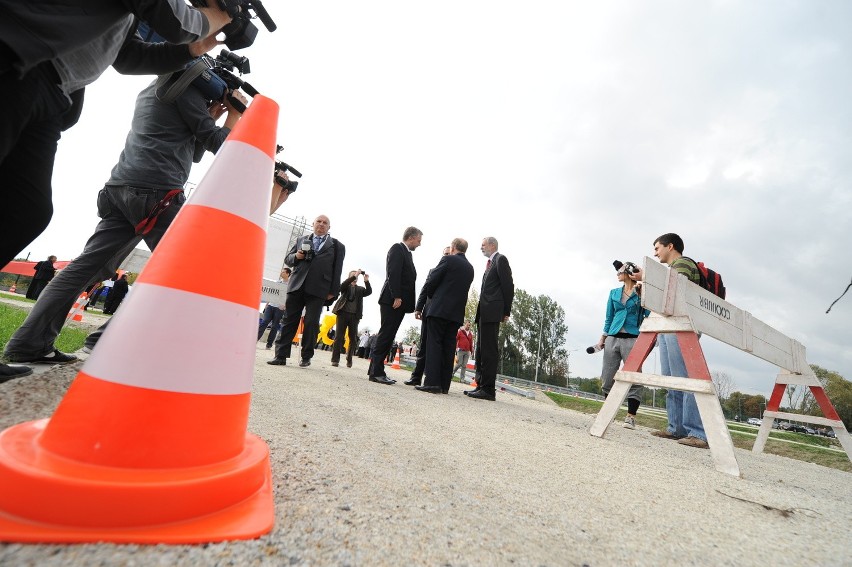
[346,361,352,368]
[403,377,422,386]
[0,363,33,384]
[467,389,495,401]
[8,349,77,364]
[267,358,287,366]
[463,387,481,396]
[331,362,339,367]
[299,359,311,368]
[442,389,449,394]
[415,385,442,394]
[369,375,394,385]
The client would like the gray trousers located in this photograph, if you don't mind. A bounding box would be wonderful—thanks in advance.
[452,349,471,380]
[4,185,184,360]
[600,335,643,402]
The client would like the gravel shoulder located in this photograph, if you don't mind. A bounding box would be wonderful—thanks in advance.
[0,345,850,566]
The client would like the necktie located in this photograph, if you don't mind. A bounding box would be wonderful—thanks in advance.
[486,259,492,271]
[313,235,324,250]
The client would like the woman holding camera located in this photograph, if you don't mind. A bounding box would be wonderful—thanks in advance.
[596,261,650,429]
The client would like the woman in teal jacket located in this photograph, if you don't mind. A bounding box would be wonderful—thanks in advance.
[595,261,650,429]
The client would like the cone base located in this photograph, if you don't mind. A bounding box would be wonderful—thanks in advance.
[0,420,274,544]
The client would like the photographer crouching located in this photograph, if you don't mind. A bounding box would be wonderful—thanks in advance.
[3,58,270,366]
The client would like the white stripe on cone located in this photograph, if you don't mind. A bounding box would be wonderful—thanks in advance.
[187,141,273,229]
[84,283,258,395]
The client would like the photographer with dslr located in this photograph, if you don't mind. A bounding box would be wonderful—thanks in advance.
[594,260,649,430]
[330,270,372,368]
[4,65,252,366]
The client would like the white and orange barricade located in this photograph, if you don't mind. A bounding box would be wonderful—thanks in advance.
[0,96,280,543]
[590,257,852,477]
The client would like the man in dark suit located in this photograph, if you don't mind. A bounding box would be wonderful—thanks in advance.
[404,246,451,387]
[330,270,372,368]
[268,215,345,368]
[466,236,514,401]
[414,238,474,394]
[368,226,422,384]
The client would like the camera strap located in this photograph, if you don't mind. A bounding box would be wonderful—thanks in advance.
[135,189,184,236]
[156,59,210,104]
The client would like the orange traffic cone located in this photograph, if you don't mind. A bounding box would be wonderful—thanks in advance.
[66,292,88,321]
[392,350,401,370]
[0,96,280,543]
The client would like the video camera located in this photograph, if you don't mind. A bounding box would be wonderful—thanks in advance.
[158,49,258,113]
[274,145,302,193]
[189,0,276,50]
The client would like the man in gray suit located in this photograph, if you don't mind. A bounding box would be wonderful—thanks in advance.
[268,215,345,367]
[414,238,474,394]
[368,226,422,384]
[466,236,514,401]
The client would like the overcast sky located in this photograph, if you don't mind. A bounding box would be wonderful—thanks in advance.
[23,1,852,395]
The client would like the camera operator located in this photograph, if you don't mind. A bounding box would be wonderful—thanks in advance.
[330,270,372,368]
[0,2,234,273]
[595,260,650,429]
[4,69,253,366]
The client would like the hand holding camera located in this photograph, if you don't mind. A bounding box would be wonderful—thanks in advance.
[297,240,313,262]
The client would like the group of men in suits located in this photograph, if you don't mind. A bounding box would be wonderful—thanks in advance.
[264,220,515,402]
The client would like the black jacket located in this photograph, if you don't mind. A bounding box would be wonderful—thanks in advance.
[378,242,417,312]
[285,235,346,301]
[337,276,372,320]
[476,252,515,324]
[420,254,474,325]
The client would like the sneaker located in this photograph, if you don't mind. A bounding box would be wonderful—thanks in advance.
[651,429,684,440]
[623,416,636,429]
[677,436,709,449]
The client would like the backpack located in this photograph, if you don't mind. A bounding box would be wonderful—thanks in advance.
[682,256,726,299]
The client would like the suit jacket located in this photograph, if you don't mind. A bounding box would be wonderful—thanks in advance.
[421,254,474,325]
[379,242,417,312]
[285,234,346,300]
[476,252,514,324]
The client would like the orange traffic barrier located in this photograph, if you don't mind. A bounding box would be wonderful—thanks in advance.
[392,350,401,370]
[0,96,280,544]
[66,292,88,321]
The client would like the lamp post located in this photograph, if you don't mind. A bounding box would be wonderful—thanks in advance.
[565,348,579,387]
[533,305,545,383]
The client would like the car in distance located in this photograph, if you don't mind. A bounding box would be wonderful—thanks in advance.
[747,417,762,426]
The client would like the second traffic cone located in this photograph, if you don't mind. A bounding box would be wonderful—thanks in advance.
[392,350,401,370]
[0,96,280,544]
[66,292,88,321]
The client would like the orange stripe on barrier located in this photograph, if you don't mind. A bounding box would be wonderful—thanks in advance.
[226,95,279,159]
[40,373,251,468]
[136,205,265,308]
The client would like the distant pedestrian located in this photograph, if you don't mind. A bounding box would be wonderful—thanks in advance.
[102,274,129,314]
[26,255,57,300]
[258,268,291,349]
[452,320,475,383]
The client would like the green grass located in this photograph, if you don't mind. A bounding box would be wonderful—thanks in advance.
[546,392,851,473]
[0,303,88,356]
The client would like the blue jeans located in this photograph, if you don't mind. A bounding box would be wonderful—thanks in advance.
[659,333,706,441]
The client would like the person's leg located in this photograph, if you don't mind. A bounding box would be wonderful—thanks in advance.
[477,322,499,393]
[4,211,139,361]
[369,304,404,378]
[422,317,445,389]
[599,335,620,398]
[659,333,688,437]
[274,292,306,361]
[457,350,470,382]
[345,317,359,365]
[0,64,68,268]
[266,307,283,347]
[257,304,274,340]
[438,320,457,392]
[298,294,325,362]
[330,312,348,364]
